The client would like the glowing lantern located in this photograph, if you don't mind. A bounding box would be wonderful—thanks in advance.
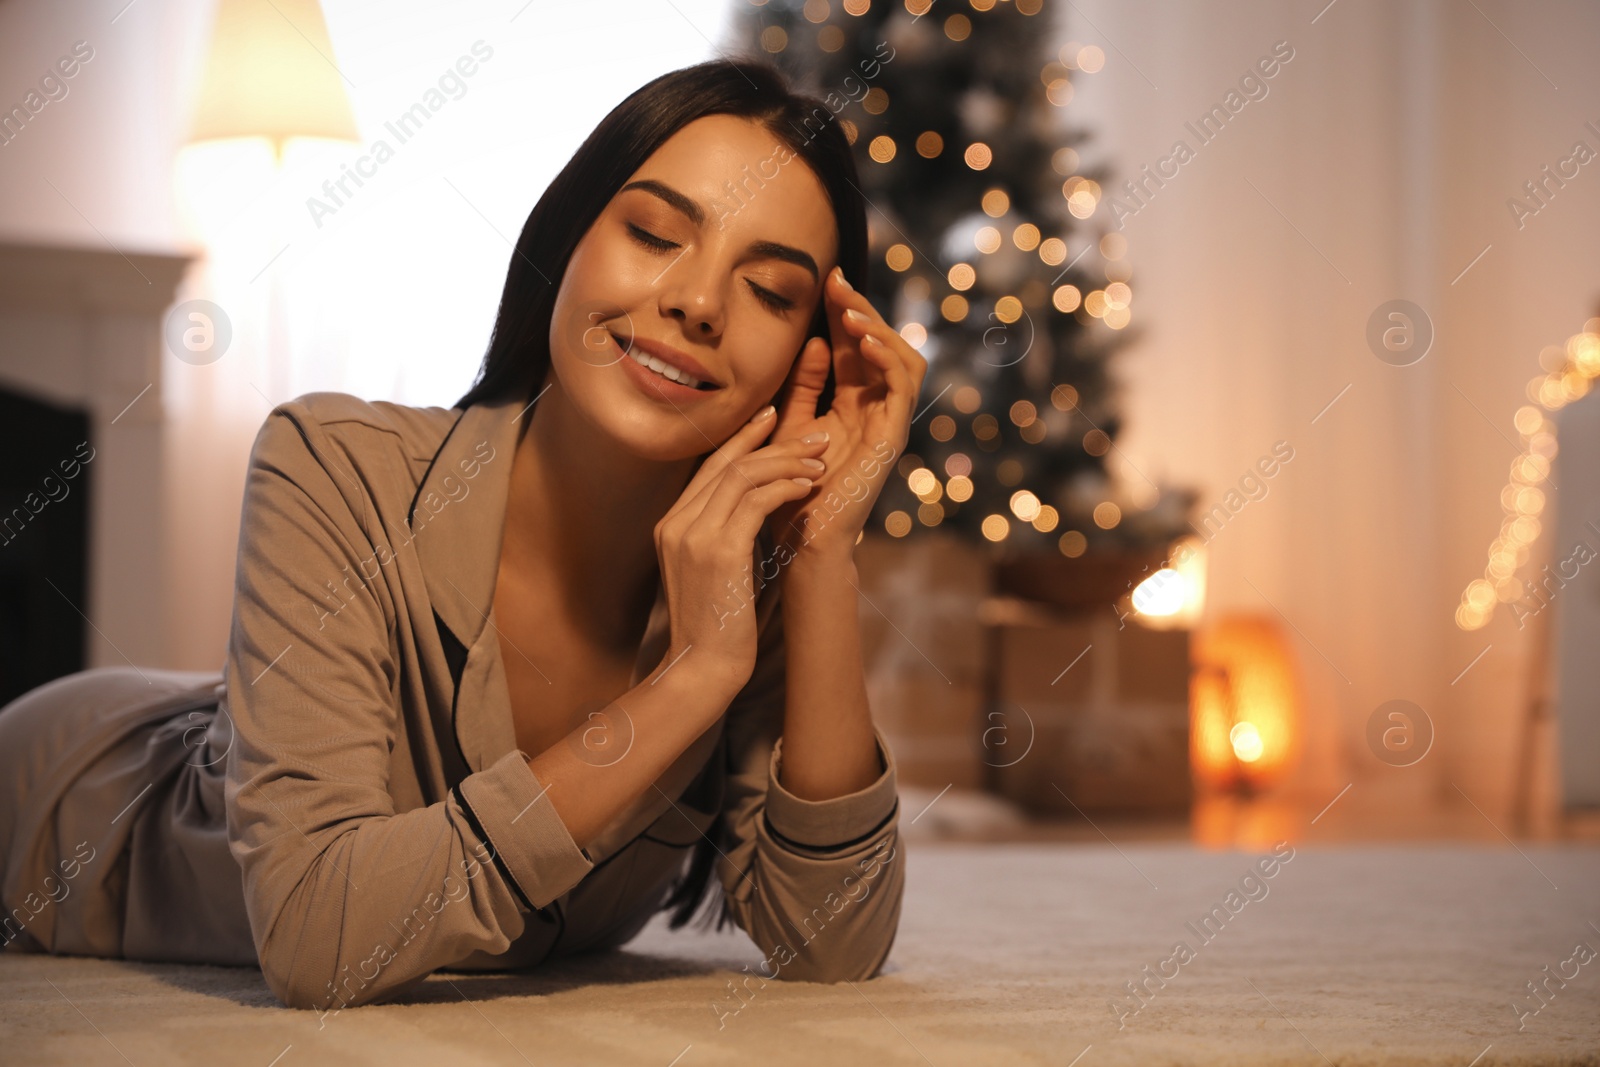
[1189,614,1301,793]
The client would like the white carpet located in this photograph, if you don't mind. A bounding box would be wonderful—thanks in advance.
[3,843,1597,1066]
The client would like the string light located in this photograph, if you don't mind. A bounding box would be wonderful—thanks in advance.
[1052,284,1082,312]
[785,0,1145,552]
[1456,318,1600,630]
[982,515,1011,541]
[1010,490,1042,522]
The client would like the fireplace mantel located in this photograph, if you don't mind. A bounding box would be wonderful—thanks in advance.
[0,239,195,670]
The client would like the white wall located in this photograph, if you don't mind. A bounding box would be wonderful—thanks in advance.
[1066,0,1600,816]
[4,0,1595,819]
[0,0,739,673]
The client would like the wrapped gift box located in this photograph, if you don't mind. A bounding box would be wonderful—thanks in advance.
[980,598,1191,816]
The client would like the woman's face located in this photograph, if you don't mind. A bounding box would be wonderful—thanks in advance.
[547,113,839,461]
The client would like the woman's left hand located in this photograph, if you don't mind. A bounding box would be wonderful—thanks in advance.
[761,265,927,566]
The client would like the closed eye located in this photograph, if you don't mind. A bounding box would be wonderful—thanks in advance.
[746,281,795,313]
[627,222,677,251]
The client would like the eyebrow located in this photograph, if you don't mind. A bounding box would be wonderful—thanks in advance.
[619,179,821,285]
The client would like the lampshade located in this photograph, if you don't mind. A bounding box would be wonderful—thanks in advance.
[187,0,360,154]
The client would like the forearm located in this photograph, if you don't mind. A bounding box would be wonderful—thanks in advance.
[775,549,883,800]
[526,657,737,852]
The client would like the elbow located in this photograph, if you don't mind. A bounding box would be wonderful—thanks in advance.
[785,953,891,985]
[260,959,332,1013]
[772,894,903,984]
[776,927,899,984]
[257,935,400,1013]
[258,942,342,1013]
[263,958,405,1014]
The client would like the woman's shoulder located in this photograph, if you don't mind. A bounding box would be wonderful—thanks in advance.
[254,391,460,455]
[244,391,469,484]
[242,391,471,526]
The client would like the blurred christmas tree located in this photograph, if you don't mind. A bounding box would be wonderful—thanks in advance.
[729,0,1196,559]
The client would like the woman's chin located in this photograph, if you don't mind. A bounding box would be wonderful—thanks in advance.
[595,408,721,465]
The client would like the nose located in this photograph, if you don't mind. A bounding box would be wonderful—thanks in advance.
[658,250,725,339]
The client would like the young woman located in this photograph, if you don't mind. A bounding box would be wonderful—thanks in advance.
[0,56,925,1013]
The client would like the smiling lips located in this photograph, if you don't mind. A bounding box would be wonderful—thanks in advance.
[609,331,723,391]
[611,334,723,402]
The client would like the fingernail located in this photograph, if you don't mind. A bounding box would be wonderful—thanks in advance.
[802,430,829,444]
[835,267,852,290]
[752,404,775,422]
[801,457,825,470]
[843,308,868,324]
[792,477,813,487]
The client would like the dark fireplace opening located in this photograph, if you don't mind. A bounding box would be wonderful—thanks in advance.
[0,387,91,709]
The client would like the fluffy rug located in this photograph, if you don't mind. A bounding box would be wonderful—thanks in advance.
[3,843,1597,1066]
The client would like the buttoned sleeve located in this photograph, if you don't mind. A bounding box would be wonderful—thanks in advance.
[710,575,904,984]
[222,398,588,1013]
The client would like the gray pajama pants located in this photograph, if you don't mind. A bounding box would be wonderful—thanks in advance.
[0,666,257,966]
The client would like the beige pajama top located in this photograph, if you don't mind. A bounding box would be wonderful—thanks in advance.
[0,391,904,1011]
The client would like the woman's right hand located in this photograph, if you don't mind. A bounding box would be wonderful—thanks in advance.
[653,404,827,697]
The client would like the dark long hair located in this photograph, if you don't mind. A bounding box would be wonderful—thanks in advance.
[454,55,870,428]
[456,57,870,932]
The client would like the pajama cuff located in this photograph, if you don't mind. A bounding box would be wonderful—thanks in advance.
[454,748,594,914]
[763,724,899,851]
